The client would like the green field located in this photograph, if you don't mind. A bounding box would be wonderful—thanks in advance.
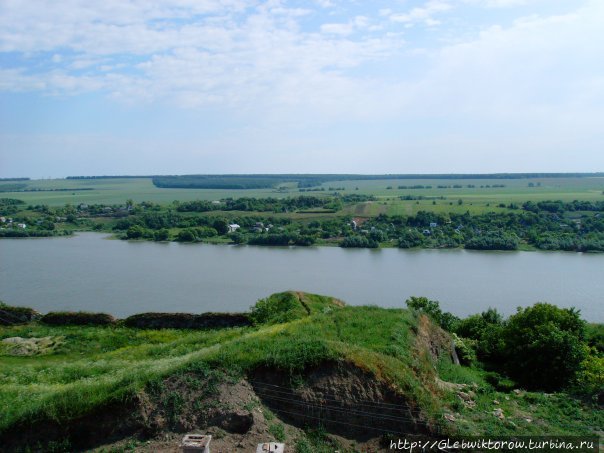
[1,176,602,208]
[0,178,288,206]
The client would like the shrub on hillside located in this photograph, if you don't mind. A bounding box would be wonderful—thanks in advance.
[249,293,308,325]
[405,296,459,331]
[123,312,251,329]
[40,311,116,326]
[501,303,587,391]
[0,302,40,325]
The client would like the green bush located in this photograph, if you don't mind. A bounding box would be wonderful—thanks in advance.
[249,293,308,325]
[398,229,425,248]
[454,308,504,362]
[40,311,116,326]
[572,351,603,399]
[586,323,604,354]
[339,235,379,248]
[465,231,519,250]
[501,303,587,391]
[452,333,477,366]
[123,312,251,329]
[405,296,459,331]
[0,302,40,325]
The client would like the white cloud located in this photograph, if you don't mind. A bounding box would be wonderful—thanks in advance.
[389,1,452,26]
[0,1,401,113]
[466,0,530,8]
[320,22,354,35]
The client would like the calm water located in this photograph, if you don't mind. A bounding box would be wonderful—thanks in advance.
[0,233,602,321]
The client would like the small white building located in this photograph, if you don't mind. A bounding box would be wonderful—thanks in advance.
[228,224,240,233]
[17,223,27,229]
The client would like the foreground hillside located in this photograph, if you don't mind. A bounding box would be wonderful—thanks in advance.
[0,292,601,452]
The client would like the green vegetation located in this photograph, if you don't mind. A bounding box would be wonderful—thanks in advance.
[407,297,603,396]
[0,301,40,325]
[3,174,604,252]
[40,311,116,326]
[248,291,344,325]
[0,291,601,451]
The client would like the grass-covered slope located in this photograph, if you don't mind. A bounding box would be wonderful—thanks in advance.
[0,292,601,452]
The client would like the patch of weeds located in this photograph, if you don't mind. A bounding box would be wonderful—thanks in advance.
[485,371,516,392]
[182,374,203,390]
[243,399,259,412]
[295,427,342,453]
[211,428,227,439]
[290,373,306,389]
[105,439,140,452]
[523,392,547,404]
[164,391,184,425]
[146,378,165,396]
[193,399,211,412]
[45,438,71,452]
[263,406,275,421]
[269,423,286,442]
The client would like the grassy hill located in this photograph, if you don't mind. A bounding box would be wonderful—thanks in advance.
[0,292,601,452]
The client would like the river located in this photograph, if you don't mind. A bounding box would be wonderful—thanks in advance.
[0,232,602,321]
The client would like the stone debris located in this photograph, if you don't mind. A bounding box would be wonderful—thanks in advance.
[443,413,456,422]
[1,336,64,356]
[436,378,466,392]
[457,391,476,409]
[493,400,500,405]
[458,391,472,402]
[492,408,505,420]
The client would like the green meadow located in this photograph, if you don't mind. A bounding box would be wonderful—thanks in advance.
[1,175,602,209]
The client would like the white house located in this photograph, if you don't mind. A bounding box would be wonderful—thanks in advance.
[17,223,27,229]
[228,224,240,233]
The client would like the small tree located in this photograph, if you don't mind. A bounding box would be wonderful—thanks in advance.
[405,296,459,331]
[501,303,587,391]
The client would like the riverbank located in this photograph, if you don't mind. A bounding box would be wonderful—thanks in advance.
[0,292,601,452]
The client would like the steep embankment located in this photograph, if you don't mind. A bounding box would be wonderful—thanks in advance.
[0,292,600,452]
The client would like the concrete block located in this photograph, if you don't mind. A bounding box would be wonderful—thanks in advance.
[181,434,211,453]
[256,442,285,453]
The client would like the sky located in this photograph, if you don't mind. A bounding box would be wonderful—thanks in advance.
[0,0,603,178]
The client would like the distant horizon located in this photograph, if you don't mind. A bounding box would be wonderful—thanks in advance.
[2,171,604,181]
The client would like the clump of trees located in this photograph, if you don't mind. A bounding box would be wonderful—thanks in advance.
[406,297,602,395]
[465,231,519,250]
[339,236,379,248]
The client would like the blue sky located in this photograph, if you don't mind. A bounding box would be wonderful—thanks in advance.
[1,0,603,178]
